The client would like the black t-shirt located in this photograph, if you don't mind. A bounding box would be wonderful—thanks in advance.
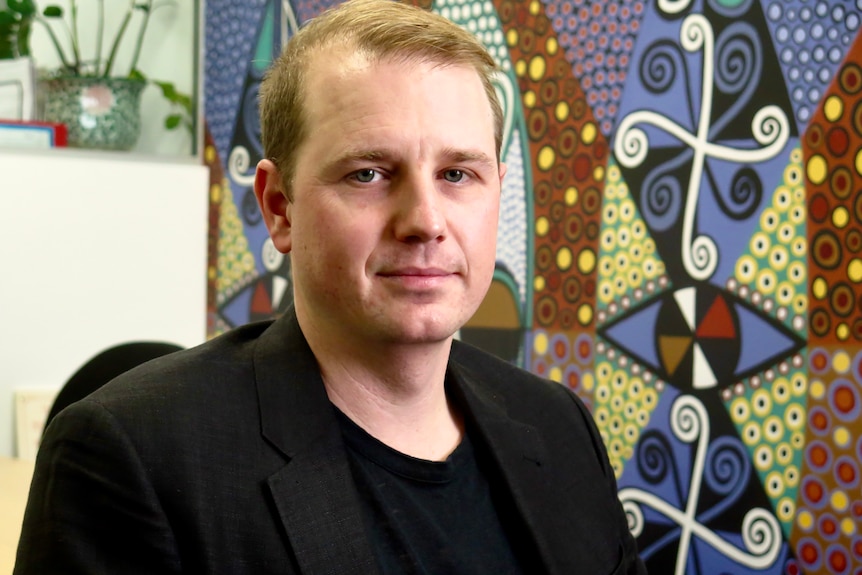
[336,407,539,575]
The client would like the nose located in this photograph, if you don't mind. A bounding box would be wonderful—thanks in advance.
[392,176,446,243]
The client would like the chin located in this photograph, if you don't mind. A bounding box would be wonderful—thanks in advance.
[380,318,461,345]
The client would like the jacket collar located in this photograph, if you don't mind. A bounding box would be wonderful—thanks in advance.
[252,312,569,574]
[253,309,380,575]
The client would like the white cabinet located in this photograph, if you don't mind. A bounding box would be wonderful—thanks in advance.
[0,149,209,457]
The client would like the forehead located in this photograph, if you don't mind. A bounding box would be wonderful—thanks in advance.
[302,47,488,116]
[293,49,498,172]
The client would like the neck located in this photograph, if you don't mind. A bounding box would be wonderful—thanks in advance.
[298,311,463,461]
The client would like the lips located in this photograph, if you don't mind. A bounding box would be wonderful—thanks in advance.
[377,267,453,277]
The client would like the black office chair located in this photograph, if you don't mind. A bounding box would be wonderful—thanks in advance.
[44,341,183,431]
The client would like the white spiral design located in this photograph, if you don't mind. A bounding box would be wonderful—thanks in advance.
[228,145,256,186]
[671,395,707,445]
[751,105,789,147]
[685,233,719,281]
[613,123,649,168]
[741,508,782,564]
[622,500,645,537]
[680,15,710,53]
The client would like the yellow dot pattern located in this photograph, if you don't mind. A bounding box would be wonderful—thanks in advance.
[597,159,668,316]
[495,0,605,332]
[217,177,256,297]
[724,370,809,536]
[732,146,807,332]
[593,356,662,479]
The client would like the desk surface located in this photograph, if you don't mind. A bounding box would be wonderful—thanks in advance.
[0,457,34,575]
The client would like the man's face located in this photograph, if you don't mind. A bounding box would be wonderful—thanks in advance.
[280,50,504,348]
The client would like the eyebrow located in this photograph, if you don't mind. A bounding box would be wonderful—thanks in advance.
[439,147,497,170]
[327,147,497,170]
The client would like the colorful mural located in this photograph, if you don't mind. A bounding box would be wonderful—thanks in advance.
[204,0,862,572]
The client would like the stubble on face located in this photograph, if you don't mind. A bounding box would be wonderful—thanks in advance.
[287,48,503,352]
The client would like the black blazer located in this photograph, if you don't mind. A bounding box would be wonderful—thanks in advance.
[15,310,645,574]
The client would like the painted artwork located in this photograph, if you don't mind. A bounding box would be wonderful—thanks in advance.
[204,0,862,572]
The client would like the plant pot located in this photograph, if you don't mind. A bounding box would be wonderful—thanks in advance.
[41,76,146,151]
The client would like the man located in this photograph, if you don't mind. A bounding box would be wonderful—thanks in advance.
[15,0,645,573]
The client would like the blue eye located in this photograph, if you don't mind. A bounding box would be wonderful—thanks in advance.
[354,169,377,183]
[443,169,464,183]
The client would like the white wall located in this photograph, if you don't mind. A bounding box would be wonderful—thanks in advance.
[27,0,199,158]
[0,149,209,458]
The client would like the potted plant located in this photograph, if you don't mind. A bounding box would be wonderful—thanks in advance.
[0,0,35,59]
[34,0,192,150]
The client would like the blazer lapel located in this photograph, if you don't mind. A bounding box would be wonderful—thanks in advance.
[449,355,595,575]
[254,310,379,575]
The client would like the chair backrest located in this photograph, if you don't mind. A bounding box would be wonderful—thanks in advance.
[44,341,183,430]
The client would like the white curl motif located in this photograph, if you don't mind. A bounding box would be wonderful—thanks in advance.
[618,395,782,574]
[670,395,708,444]
[622,500,645,538]
[657,0,693,15]
[741,508,782,565]
[611,14,788,283]
[613,121,649,168]
[228,145,256,187]
[752,105,790,149]
[680,14,710,53]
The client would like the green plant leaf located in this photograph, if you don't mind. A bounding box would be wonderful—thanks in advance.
[42,5,63,17]
[134,3,150,12]
[165,114,182,130]
[128,68,146,81]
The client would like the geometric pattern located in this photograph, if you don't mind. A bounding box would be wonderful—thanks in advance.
[545,0,645,137]
[204,0,862,572]
[792,346,862,574]
[803,32,862,345]
[541,0,646,137]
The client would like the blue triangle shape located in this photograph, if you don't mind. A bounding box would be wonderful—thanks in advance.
[735,305,799,375]
[602,299,663,370]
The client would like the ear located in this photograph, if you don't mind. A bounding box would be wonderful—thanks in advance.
[254,159,292,254]
[498,162,507,185]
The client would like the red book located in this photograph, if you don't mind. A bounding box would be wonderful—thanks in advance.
[0,119,68,149]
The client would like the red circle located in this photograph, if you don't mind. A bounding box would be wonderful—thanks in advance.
[572,154,591,181]
[834,384,856,413]
[809,194,830,222]
[837,461,856,483]
[853,501,862,517]
[854,538,862,558]
[835,172,849,192]
[819,241,835,260]
[811,445,828,467]
[578,340,590,359]
[827,127,850,156]
[822,517,837,535]
[566,370,579,389]
[829,549,848,571]
[812,411,828,430]
[812,351,829,371]
[809,126,823,147]
[554,340,566,359]
[801,542,819,564]
[805,479,824,503]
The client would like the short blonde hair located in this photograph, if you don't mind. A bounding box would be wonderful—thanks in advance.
[258,0,503,198]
